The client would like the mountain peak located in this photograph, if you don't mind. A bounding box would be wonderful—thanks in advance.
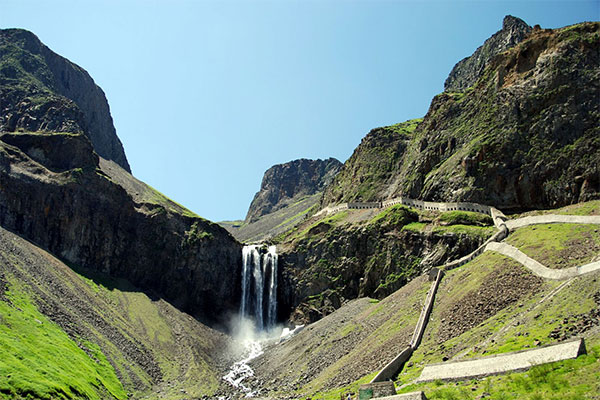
[245,157,342,223]
[503,15,529,30]
[0,28,131,172]
[444,15,532,92]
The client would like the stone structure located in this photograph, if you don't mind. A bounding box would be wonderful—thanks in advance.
[315,196,506,219]
[410,269,443,349]
[359,381,396,400]
[416,338,586,382]
[370,347,413,383]
[319,196,599,395]
[371,269,444,383]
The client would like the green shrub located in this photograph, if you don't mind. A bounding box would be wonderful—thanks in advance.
[439,211,493,226]
[370,205,418,228]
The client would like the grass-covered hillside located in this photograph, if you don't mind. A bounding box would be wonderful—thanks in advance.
[0,226,231,400]
[251,200,600,399]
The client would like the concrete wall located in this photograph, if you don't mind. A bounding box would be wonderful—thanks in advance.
[371,347,413,383]
[443,224,508,271]
[416,338,586,382]
[349,201,382,209]
[506,214,600,231]
[376,393,427,400]
[410,269,443,349]
[370,269,444,384]
[321,197,501,217]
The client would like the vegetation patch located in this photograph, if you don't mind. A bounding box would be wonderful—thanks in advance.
[398,339,600,400]
[0,277,126,400]
[439,210,493,226]
[184,221,213,245]
[146,185,200,218]
[370,205,418,228]
[506,223,600,269]
[432,224,495,239]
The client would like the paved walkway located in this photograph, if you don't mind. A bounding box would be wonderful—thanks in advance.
[485,242,600,280]
[416,339,586,382]
[505,214,600,231]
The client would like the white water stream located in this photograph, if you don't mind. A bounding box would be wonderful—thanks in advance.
[223,245,280,397]
[222,337,264,397]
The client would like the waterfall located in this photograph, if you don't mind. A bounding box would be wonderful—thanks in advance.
[240,245,278,330]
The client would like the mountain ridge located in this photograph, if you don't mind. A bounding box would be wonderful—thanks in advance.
[0,28,131,171]
[245,157,342,223]
[323,20,599,211]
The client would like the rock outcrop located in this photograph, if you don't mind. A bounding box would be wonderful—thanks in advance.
[0,28,131,171]
[0,29,245,323]
[323,20,599,211]
[0,133,241,324]
[275,206,489,324]
[245,158,341,223]
[444,15,532,92]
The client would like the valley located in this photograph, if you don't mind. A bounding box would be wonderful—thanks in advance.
[1,13,599,400]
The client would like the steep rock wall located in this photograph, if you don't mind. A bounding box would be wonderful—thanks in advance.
[0,28,131,171]
[246,158,341,223]
[0,132,241,323]
[277,220,483,324]
[444,15,532,92]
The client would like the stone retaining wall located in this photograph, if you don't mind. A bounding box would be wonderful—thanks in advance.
[371,268,444,384]
[359,381,396,400]
[505,215,600,231]
[317,197,507,218]
[370,347,413,383]
[376,393,427,400]
[410,268,443,349]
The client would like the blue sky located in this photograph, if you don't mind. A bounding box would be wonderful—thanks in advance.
[2,1,599,221]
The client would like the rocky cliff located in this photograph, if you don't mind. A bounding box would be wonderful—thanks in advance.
[0,131,242,323]
[245,158,341,223]
[444,15,532,92]
[323,20,599,211]
[0,28,130,171]
[275,206,492,324]
[0,29,244,323]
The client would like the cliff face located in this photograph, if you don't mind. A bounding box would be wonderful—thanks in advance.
[444,15,532,92]
[0,28,131,171]
[323,20,599,211]
[245,157,341,223]
[0,131,242,324]
[275,206,491,324]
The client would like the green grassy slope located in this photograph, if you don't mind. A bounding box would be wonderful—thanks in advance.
[98,158,202,219]
[507,223,600,269]
[0,226,229,400]
[0,279,126,400]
